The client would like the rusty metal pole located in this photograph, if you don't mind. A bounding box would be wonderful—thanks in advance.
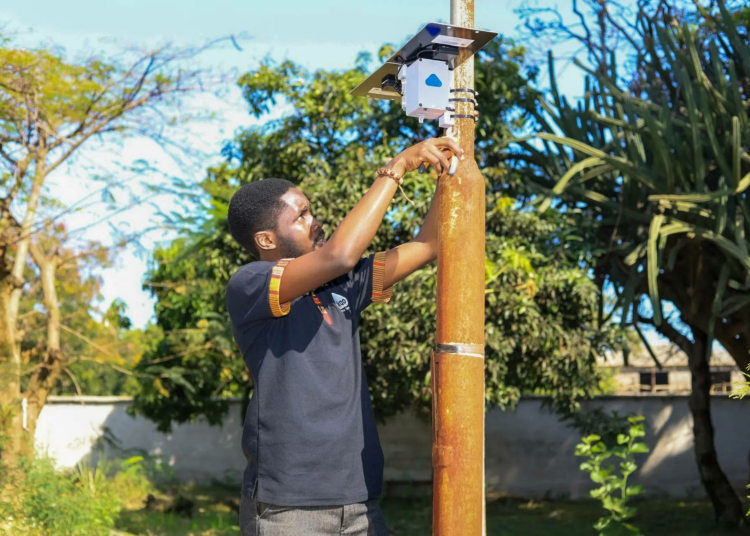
[432,0,485,535]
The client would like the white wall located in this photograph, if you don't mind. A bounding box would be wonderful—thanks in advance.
[36,395,750,498]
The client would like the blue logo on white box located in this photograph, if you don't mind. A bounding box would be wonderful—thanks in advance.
[425,74,442,87]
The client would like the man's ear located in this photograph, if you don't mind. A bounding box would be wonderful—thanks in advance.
[254,230,277,252]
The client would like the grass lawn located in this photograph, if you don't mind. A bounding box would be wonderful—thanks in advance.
[114,487,750,536]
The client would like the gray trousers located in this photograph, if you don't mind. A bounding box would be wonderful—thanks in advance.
[239,495,390,536]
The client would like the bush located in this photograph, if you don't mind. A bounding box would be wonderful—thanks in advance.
[0,455,152,535]
[575,416,650,535]
[109,455,158,509]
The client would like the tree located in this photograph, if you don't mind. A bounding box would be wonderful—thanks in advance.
[511,0,750,525]
[0,35,212,462]
[22,226,134,441]
[130,39,622,432]
[5,218,148,453]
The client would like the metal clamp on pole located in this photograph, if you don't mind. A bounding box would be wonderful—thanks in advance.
[451,88,479,96]
[448,97,479,122]
[434,343,485,358]
[448,97,478,107]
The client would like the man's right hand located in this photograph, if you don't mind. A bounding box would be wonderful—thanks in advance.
[388,137,464,177]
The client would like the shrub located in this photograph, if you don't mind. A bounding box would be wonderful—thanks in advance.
[0,455,151,535]
[575,416,650,535]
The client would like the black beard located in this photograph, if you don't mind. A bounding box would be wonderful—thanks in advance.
[276,235,309,259]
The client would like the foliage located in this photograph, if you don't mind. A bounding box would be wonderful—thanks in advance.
[730,365,750,400]
[0,456,122,535]
[128,231,246,430]
[18,226,146,398]
[512,0,750,367]
[0,32,217,460]
[511,1,750,522]
[131,38,621,432]
[564,407,632,447]
[575,416,650,536]
[595,368,622,396]
[0,38,205,180]
[0,448,187,535]
[108,455,159,509]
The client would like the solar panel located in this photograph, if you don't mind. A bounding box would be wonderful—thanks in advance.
[350,22,497,101]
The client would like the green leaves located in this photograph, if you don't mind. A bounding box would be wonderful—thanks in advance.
[514,1,750,372]
[575,416,649,536]
[132,38,614,431]
[628,424,646,438]
[537,156,607,212]
[620,461,637,477]
[647,215,666,325]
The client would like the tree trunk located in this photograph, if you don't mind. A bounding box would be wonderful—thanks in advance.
[0,281,23,465]
[9,163,47,324]
[653,318,745,526]
[21,353,60,455]
[22,245,64,455]
[0,157,46,463]
[687,328,745,527]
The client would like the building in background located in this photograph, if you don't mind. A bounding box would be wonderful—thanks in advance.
[600,343,741,395]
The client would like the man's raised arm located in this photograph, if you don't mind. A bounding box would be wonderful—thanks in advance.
[380,179,442,291]
[278,137,461,304]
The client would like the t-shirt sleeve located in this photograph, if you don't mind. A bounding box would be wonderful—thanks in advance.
[350,251,394,316]
[226,259,294,329]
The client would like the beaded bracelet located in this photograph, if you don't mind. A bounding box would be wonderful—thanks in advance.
[375,167,416,207]
[375,167,403,185]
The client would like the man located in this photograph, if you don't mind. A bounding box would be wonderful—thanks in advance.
[226,136,462,535]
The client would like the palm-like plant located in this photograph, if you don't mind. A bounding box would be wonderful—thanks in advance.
[512,0,750,526]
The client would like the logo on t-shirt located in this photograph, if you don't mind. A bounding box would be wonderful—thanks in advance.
[332,293,350,312]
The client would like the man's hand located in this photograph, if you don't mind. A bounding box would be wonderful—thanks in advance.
[388,137,463,177]
[275,137,462,305]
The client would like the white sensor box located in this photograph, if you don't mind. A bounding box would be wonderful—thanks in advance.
[399,59,450,122]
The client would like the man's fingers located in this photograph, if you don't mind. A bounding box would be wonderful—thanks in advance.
[432,137,463,156]
[428,146,451,175]
[422,151,443,175]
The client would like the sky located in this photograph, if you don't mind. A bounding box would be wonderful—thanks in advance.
[1,0,590,328]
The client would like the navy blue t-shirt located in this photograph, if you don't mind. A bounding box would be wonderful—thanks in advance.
[226,252,393,506]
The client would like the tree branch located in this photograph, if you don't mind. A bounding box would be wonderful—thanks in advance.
[60,324,119,360]
[62,367,83,397]
[640,314,695,355]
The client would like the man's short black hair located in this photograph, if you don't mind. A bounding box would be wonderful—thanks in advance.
[228,178,295,257]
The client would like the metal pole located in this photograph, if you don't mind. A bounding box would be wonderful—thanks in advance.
[432,0,485,534]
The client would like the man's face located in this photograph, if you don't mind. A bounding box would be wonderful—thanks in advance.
[272,188,326,258]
